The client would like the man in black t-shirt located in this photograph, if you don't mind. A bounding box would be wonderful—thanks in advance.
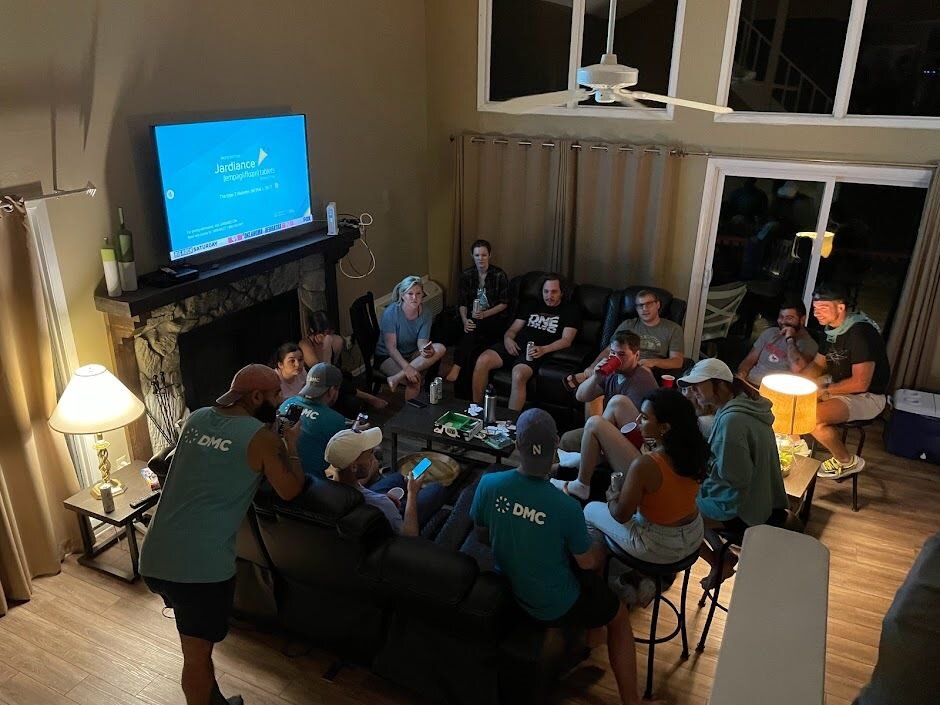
[808,284,890,480]
[472,273,581,410]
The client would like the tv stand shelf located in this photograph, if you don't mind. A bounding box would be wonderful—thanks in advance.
[94,226,358,319]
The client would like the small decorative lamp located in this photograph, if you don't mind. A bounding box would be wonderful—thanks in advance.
[49,364,145,499]
[759,373,818,476]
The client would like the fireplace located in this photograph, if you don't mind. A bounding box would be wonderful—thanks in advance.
[94,228,357,459]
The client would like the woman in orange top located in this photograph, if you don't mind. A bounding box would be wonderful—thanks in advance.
[584,388,707,565]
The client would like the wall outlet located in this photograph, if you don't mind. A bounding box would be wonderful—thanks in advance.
[115,455,130,469]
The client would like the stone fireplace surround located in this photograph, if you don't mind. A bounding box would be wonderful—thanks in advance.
[95,229,357,459]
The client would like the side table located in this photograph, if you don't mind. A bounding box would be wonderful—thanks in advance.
[783,455,820,524]
[63,462,159,582]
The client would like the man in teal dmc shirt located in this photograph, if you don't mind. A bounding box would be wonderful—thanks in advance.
[279,363,362,479]
[471,409,659,705]
[140,364,305,705]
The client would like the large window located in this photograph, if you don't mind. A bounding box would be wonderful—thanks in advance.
[717,0,940,127]
[480,0,683,117]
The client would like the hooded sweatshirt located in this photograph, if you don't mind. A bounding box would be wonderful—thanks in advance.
[697,394,788,527]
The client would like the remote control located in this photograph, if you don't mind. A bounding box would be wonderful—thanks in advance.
[129,491,161,509]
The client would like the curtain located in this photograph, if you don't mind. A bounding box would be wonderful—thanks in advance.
[561,142,679,290]
[887,169,940,390]
[451,134,568,283]
[0,196,80,615]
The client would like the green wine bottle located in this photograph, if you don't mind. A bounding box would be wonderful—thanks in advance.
[115,207,138,291]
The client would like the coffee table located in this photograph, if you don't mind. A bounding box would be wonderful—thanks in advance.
[783,454,820,523]
[63,462,159,582]
[385,393,520,466]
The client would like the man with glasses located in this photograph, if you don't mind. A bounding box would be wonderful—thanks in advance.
[564,289,685,392]
[807,284,889,480]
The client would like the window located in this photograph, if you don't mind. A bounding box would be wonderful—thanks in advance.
[480,0,683,117]
[717,0,940,127]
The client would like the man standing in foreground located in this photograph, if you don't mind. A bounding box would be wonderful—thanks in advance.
[140,364,306,705]
[807,283,890,479]
[471,409,663,705]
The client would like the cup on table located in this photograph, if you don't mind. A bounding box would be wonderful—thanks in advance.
[620,421,645,450]
[661,374,676,388]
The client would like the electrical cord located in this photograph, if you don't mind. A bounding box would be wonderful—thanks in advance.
[338,212,376,279]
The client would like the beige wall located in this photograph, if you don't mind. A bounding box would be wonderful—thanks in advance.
[425,0,940,386]
[1,1,430,458]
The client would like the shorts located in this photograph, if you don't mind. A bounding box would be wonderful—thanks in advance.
[489,342,546,372]
[542,570,620,629]
[144,575,236,642]
[584,504,704,565]
[829,392,886,422]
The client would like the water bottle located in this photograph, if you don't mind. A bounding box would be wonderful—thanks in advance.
[430,377,443,404]
[484,384,497,423]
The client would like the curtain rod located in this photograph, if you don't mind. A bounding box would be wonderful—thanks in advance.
[456,135,937,170]
[24,181,98,203]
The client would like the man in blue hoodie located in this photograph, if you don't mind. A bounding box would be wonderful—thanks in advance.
[678,358,788,588]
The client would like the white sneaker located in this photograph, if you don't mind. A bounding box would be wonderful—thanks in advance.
[557,450,581,468]
[792,439,811,457]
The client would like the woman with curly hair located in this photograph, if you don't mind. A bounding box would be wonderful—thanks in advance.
[584,388,707,566]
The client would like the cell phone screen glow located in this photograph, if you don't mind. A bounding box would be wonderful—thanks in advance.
[411,457,432,480]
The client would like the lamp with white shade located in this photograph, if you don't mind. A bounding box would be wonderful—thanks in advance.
[759,373,818,476]
[49,364,145,498]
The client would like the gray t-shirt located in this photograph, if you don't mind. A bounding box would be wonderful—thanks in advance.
[747,327,818,385]
[614,318,685,361]
[358,486,403,533]
[375,302,432,358]
[602,366,658,410]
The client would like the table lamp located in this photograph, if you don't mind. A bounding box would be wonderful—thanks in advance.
[49,364,145,499]
[759,373,818,476]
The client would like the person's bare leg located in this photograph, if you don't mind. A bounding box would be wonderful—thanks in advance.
[409,343,447,372]
[179,635,216,705]
[606,603,653,705]
[509,363,534,411]
[445,363,461,383]
[812,398,852,462]
[561,414,641,499]
[585,397,604,419]
[604,394,640,427]
[472,350,503,403]
[380,359,406,391]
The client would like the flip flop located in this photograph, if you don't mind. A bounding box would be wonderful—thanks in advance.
[563,373,579,392]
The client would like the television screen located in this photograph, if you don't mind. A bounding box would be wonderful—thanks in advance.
[153,114,313,262]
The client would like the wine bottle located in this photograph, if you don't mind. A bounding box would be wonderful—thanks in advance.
[100,237,122,296]
[115,207,138,291]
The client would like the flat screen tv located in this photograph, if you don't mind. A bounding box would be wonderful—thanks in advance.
[152,114,313,263]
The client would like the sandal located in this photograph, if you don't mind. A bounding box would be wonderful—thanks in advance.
[563,373,579,392]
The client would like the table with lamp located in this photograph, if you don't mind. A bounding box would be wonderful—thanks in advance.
[759,373,823,524]
[50,364,157,582]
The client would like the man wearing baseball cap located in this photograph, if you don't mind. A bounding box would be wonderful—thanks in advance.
[324,428,424,536]
[807,283,889,479]
[471,409,658,705]
[677,358,788,589]
[279,363,365,480]
[140,364,306,705]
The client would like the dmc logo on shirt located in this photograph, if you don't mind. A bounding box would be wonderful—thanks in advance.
[527,314,560,334]
[196,435,232,451]
[301,409,320,420]
[512,502,546,525]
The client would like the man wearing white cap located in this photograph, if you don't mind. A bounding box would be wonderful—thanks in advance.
[324,428,424,536]
[141,364,306,705]
[677,358,788,589]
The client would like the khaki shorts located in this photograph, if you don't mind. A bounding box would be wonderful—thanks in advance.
[830,392,886,422]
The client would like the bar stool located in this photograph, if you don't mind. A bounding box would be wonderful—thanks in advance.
[695,527,744,653]
[605,538,700,700]
[836,419,872,512]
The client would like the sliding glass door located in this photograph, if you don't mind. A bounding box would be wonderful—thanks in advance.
[688,159,931,368]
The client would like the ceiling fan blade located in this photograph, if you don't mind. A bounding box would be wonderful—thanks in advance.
[499,89,594,113]
[620,90,733,114]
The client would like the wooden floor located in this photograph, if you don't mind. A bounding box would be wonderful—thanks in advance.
[1,419,937,705]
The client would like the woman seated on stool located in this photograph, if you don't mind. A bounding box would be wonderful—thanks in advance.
[445,239,509,387]
[376,275,446,400]
[300,309,386,415]
[583,388,707,604]
[273,342,306,400]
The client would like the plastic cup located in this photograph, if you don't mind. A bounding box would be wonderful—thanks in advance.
[620,422,645,450]
[387,487,405,503]
[661,374,676,388]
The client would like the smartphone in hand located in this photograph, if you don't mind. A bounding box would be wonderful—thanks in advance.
[285,404,303,424]
[422,341,434,352]
[410,457,433,481]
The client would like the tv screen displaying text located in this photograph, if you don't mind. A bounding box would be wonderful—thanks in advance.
[154,115,313,262]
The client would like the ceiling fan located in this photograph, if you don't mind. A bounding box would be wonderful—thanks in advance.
[499,0,732,115]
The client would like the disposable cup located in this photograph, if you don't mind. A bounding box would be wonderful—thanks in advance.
[620,422,645,450]
[661,374,676,388]
[387,487,405,502]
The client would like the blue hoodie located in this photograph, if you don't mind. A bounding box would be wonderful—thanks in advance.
[697,394,788,527]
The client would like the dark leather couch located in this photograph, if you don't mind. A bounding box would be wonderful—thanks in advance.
[490,274,687,419]
[229,472,589,705]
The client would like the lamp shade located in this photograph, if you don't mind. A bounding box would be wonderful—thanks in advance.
[759,373,817,435]
[49,364,145,434]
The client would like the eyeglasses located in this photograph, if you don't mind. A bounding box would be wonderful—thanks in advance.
[636,300,658,309]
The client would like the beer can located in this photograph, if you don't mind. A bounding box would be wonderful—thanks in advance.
[430,377,443,404]
[526,341,535,362]
[610,472,625,494]
[100,484,116,513]
[472,298,481,316]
